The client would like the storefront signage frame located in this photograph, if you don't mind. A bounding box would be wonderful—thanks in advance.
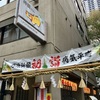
[14,0,47,44]
[61,78,77,91]
[84,87,90,94]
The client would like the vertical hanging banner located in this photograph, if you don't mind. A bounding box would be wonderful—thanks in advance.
[2,45,100,73]
[14,0,47,44]
[37,88,47,100]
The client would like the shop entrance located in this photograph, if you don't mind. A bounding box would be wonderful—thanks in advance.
[61,87,76,100]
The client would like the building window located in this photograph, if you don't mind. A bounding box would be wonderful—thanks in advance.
[85,36,90,45]
[33,0,39,10]
[19,29,29,39]
[0,24,28,44]
[83,17,88,29]
[3,24,18,43]
[73,0,82,16]
[81,2,85,13]
[75,15,84,37]
[78,43,81,47]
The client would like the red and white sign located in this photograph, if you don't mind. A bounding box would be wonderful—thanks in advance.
[84,87,90,94]
[14,0,47,44]
[61,78,77,91]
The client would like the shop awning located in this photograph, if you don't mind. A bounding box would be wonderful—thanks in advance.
[89,96,98,100]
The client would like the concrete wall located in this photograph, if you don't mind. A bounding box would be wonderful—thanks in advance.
[0,0,89,64]
[0,1,15,22]
[39,0,89,51]
[54,0,85,51]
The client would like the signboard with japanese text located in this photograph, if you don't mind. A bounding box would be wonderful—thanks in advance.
[2,45,100,73]
[93,90,96,95]
[61,78,77,91]
[84,87,90,94]
[14,0,47,44]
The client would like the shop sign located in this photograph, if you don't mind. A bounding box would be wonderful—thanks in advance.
[2,45,100,73]
[14,0,47,44]
[46,93,52,100]
[61,78,77,91]
[84,87,90,94]
[93,90,96,95]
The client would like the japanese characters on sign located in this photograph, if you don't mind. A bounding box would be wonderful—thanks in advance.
[2,45,100,73]
[14,0,47,44]
[61,78,77,91]
[93,90,96,95]
[84,87,90,94]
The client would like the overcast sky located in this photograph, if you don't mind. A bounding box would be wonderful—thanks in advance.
[0,0,7,7]
[0,0,15,7]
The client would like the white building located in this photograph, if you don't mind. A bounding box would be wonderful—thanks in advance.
[83,0,100,16]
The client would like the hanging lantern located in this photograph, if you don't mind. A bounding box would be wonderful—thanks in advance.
[79,73,87,88]
[9,78,14,91]
[21,77,29,90]
[40,76,45,89]
[57,78,63,88]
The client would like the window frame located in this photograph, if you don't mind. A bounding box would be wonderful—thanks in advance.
[0,23,29,45]
[73,0,82,16]
[75,15,84,37]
